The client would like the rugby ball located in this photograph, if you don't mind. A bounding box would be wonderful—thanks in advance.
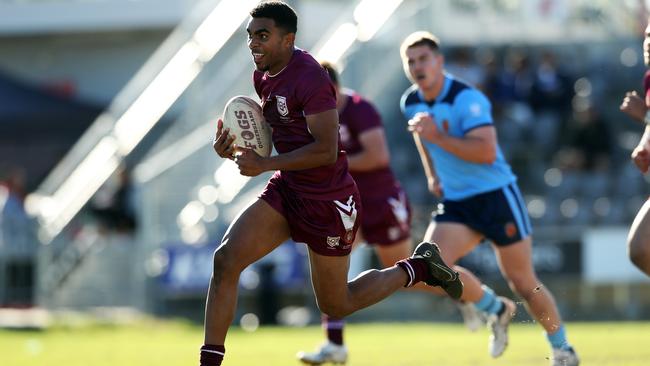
[221,95,272,157]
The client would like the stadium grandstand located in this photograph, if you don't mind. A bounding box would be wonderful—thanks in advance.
[1,0,649,332]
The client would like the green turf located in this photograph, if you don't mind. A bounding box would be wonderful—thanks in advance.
[1,320,648,365]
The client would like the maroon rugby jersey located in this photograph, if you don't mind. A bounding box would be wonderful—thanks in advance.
[338,91,399,199]
[644,70,650,98]
[253,49,356,200]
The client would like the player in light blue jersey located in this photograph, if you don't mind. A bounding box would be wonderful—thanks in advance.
[399,32,579,366]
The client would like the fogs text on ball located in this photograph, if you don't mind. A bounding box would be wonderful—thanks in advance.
[222,95,272,157]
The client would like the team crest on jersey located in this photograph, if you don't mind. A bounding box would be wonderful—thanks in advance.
[327,236,340,248]
[276,95,289,116]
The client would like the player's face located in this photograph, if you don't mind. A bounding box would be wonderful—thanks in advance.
[643,24,650,66]
[246,17,294,73]
[403,45,444,92]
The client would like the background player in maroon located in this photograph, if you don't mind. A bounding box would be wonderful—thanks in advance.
[201,2,463,365]
[620,16,650,276]
[297,62,481,365]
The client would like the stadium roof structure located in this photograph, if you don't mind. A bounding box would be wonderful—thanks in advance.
[0,72,101,190]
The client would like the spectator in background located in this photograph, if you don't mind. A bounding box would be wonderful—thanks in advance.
[497,49,534,106]
[490,49,536,151]
[554,103,612,173]
[445,47,486,90]
[480,50,509,128]
[0,166,27,221]
[480,50,500,100]
[531,51,574,158]
[89,164,137,234]
[1,166,32,247]
[619,16,650,276]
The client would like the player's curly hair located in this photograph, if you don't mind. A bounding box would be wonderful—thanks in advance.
[250,1,298,34]
[320,61,339,86]
[400,31,441,58]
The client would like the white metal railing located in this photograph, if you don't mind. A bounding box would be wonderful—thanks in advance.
[26,0,261,243]
[21,0,261,306]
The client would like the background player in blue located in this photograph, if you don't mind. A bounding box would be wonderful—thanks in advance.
[297,62,482,365]
[399,31,579,366]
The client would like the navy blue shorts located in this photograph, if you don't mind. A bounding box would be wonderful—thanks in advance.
[433,183,532,246]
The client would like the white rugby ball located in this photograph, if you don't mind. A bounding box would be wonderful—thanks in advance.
[221,95,272,157]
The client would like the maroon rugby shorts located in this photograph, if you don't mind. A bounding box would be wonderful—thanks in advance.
[359,187,411,246]
[259,174,362,256]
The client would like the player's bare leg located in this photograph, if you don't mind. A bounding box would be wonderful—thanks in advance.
[201,199,290,364]
[628,199,650,276]
[493,237,560,333]
[299,236,436,365]
[308,240,462,318]
[493,237,578,365]
[425,221,516,357]
[307,250,405,318]
[298,234,367,365]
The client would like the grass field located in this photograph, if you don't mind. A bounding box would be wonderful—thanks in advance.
[2,320,649,365]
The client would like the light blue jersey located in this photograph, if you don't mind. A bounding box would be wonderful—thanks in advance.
[400,74,516,201]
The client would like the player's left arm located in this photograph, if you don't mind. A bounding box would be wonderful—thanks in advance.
[432,124,497,164]
[234,109,339,176]
[410,89,497,164]
[347,127,390,171]
[441,89,496,164]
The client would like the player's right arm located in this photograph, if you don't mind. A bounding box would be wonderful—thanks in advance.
[412,130,442,197]
[400,91,442,197]
[233,108,339,176]
[259,108,339,171]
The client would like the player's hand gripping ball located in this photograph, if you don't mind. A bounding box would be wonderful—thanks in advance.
[220,95,272,157]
